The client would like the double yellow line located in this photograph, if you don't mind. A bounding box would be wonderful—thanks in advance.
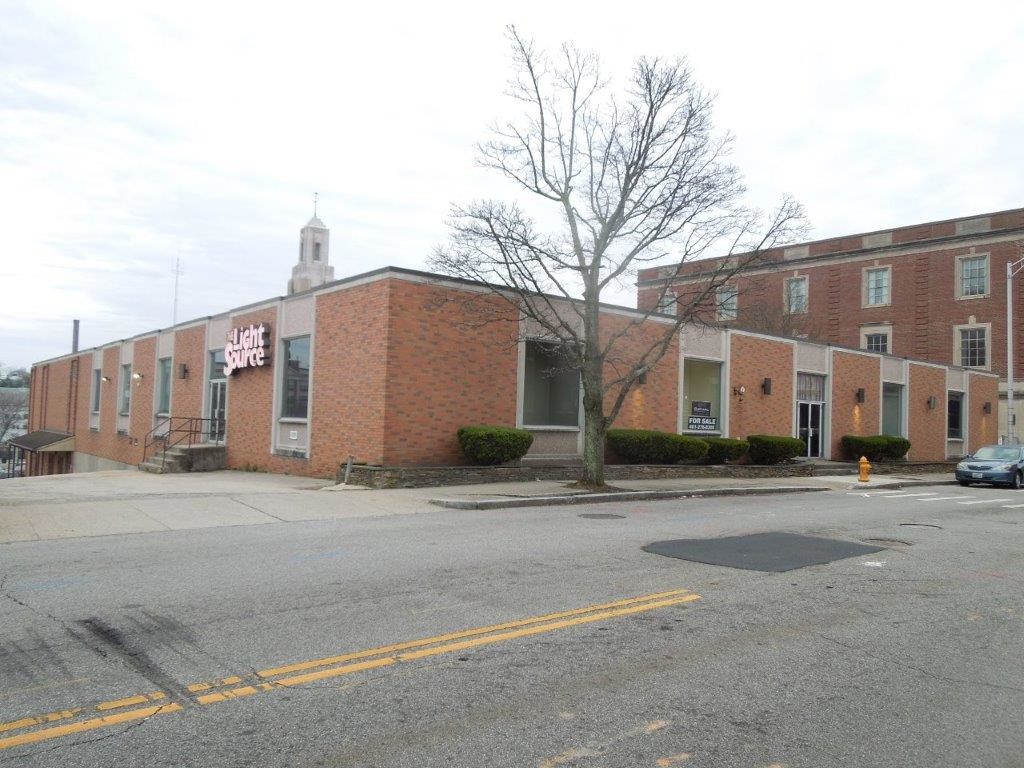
[0,588,698,750]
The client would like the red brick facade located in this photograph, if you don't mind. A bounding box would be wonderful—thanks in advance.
[25,268,999,477]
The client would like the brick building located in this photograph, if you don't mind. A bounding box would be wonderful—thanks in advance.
[22,261,996,477]
[637,207,1024,443]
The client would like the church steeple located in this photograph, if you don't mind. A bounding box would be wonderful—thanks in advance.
[288,195,335,295]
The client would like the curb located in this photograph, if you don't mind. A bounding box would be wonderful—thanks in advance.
[429,485,828,510]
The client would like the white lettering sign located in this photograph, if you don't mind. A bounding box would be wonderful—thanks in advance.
[224,323,270,376]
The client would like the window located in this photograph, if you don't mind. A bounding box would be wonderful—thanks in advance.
[716,286,738,320]
[959,255,988,297]
[864,266,891,306]
[91,369,101,413]
[523,341,579,427]
[210,349,226,380]
[865,333,888,354]
[959,327,987,367]
[156,358,172,415]
[655,292,676,316]
[281,337,311,418]
[882,383,903,436]
[119,364,132,415]
[785,277,808,314]
[313,242,321,262]
[948,393,963,439]
[797,373,826,402]
[683,359,721,433]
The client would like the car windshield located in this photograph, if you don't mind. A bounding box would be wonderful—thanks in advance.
[973,446,1021,461]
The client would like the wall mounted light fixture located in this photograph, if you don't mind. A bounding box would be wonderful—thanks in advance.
[100,375,111,383]
[926,395,937,410]
[179,363,189,380]
[856,388,866,403]
[131,372,143,381]
[761,377,773,395]
[732,385,746,397]
[983,401,992,414]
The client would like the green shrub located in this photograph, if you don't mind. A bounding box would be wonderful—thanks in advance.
[457,425,534,465]
[606,429,709,464]
[841,434,912,461]
[704,437,749,464]
[746,434,806,464]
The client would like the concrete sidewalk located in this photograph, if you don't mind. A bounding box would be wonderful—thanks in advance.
[0,469,954,544]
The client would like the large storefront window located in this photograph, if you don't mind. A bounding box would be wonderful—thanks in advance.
[523,341,579,427]
[281,337,310,418]
[683,359,722,433]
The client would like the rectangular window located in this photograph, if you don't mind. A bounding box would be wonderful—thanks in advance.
[882,383,903,436]
[960,327,987,367]
[796,373,826,402]
[716,286,738,320]
[523,341,580,427]
[948,392,963,439]
[655,292,676,316]
[683,359,722,433]
[959,255,988,297]
[91,369,102,413]
[785,277,808,314]
[210,349,226,380]
[865,333,888,354]
[156,357,172,414]
[281,337,311,418]
[119,364,132,415]
[865,267,890,306]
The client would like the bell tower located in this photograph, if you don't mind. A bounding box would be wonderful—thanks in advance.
[288,194,335,295]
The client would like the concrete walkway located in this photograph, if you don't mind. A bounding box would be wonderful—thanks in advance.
[0,469,954,544]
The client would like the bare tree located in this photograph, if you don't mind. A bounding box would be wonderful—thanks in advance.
[431,28,806,487]
[0,388,27,444]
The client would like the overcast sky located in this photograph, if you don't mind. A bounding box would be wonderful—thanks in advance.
[2,0,1022,367]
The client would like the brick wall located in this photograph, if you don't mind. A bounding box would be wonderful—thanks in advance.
[172,325,207,420]
[222,308,279,473]
[129,337,156,442]
[968,373,999,453]
[729,334,794,439]
[382,280,519,466]
[830,351,881,459]
[907,364,947,461]
[600,314,679,432]
[310,280,390,472]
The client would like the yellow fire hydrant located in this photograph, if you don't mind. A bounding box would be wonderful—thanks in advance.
[858,455,871,483]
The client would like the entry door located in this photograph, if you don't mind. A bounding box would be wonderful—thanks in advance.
[208,380,226,442]
[797,402,823,458]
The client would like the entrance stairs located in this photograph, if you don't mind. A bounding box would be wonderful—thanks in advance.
[139,444,226,474]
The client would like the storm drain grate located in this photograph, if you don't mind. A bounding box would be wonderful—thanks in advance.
[642,532,884,572]
[578,513,626,519]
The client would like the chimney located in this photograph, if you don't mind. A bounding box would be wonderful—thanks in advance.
[72,319,80,353]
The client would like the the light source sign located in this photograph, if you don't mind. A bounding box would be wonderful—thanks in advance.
[224,323,270,376]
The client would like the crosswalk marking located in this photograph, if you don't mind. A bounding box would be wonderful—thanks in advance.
[917,496,964,502]
[958,499,1013,505]
[1002,503,1024,509]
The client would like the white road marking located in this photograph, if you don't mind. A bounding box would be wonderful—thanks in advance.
[1002,503,1024,509]
[958,499,1013,505]
[917,496,966,502]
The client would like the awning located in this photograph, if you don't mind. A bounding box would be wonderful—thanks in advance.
[8,430,75,453]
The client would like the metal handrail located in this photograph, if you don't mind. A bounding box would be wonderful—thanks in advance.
[142,416,224,469]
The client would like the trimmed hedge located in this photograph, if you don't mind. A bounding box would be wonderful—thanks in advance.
[841,434,912,461]
[746,434,806,465]
[457,425,534,465]
[606,429,709,464]
[704,436,749,464]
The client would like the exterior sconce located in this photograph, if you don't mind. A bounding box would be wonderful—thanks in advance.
[761,378,772,395]
[732,385,746,397]
[131,372,143,381]
[983,401,992,414]
[926,396,937,410]
[101,375,111,383]
[855,388,866,403]
[179,363,189,379]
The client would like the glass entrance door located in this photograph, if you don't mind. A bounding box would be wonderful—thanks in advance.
[208,380,226,443]
[797,401,824,458]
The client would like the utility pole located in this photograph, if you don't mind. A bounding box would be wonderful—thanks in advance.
[172,257,184,327]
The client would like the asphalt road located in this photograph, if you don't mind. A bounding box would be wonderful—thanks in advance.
[0,485,1022,767]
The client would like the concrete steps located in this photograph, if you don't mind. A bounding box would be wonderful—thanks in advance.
[139,444,226,474]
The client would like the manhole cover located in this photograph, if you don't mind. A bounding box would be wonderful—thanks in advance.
[864,537,913,547]
[642,532,884,572]
[899,523,943,529]
[579,513,626,519]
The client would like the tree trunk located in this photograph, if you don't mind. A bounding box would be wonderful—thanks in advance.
[580,288,605,488]
[580,391,606,488]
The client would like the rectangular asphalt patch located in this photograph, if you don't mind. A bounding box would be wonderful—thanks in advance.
[642,531,884,572]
